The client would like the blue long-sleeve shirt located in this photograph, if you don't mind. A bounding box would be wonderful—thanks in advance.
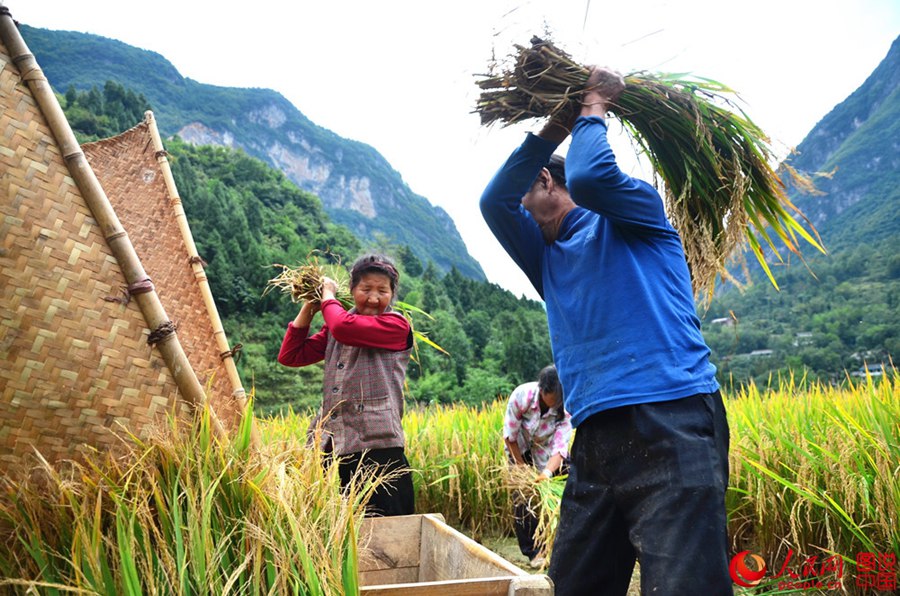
[480,116,718,427]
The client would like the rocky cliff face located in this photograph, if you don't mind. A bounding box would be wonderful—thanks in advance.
[177,96,483,278]
[783,35,900,249]
[790,36,900,173]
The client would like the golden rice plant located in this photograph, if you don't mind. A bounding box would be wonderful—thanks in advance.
[259,370,898,590]
[728,369,900,573]
[475,36,825,299]
[260,404,313,444]
[0,401,379,595]
[403,400,512,540]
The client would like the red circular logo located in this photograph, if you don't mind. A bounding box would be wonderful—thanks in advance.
[730,551,767,587]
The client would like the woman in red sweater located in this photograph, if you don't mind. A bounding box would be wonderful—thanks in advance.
[278,254,414,516]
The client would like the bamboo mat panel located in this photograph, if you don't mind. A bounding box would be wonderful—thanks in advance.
[0,38,187,473]
[83,123,240,426]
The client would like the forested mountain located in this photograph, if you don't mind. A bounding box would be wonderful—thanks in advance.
[705,35,899,387]
[20,24,486,281]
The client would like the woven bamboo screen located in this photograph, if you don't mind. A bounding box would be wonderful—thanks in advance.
[0,37,190,473]
[82,120,243,426]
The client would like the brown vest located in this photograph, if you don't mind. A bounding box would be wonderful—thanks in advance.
[319,312,411,456]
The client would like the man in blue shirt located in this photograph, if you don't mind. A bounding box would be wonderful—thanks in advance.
[480,67,732,595]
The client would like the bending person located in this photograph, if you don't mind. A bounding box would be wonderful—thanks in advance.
[504,364,572,569]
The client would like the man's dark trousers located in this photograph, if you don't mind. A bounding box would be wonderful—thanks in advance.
[547,391,733,595]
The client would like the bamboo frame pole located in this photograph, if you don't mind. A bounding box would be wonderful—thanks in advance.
[0,11,227,437]
[144,111,259,444]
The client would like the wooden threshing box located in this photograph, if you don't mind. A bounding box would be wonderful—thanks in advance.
[359,514,553,595]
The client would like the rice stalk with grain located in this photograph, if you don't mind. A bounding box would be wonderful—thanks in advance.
[260,371,900,577]
[265,252,354,309]
[0,401,375,594]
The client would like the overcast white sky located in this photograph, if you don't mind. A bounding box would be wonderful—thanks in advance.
[9,0,900,299]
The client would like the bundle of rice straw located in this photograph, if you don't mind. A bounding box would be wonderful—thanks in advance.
[265,253,353,309]
[475,36,825,299]
[505,464,566,569]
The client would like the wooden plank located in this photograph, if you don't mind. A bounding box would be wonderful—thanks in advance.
[360,577,513,596]
[359,566,419,587]
[359,514,423,573]
[418,514,527,582]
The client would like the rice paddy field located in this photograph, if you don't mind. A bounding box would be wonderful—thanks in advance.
[267,372,900,594]
[1,372,897,594]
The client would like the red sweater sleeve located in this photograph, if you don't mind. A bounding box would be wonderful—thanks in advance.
[277,322,328,367]
[320,299,412,350]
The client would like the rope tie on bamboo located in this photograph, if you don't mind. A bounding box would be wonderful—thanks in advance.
[189,255,208,268]
[18,59,43,81]
[103,277,155,305]
[220,343,243,363]
[128,278,155,295]
[155,150,169,159]
[147,321,178,347]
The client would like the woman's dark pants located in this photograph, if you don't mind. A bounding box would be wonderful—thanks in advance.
[512,451,540,560]
[547,391,733,596]
[337,447,415,517]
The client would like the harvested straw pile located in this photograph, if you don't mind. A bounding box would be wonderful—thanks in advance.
[475,36,825,298]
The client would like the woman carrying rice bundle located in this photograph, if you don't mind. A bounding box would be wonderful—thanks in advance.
[277,253,414,517]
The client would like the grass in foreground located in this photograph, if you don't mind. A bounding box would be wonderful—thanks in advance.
[0,402,374,595]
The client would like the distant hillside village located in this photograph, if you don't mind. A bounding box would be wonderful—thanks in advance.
[708,318,890,381]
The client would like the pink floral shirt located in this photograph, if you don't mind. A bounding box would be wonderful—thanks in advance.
[503,382,573,471]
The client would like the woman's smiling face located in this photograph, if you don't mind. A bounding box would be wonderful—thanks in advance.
[351,271,394,315]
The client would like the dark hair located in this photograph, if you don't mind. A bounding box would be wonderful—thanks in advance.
[350,253,400,294]
[538,364,561,394]
[537,364,565,420]
[545,154,567,190]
